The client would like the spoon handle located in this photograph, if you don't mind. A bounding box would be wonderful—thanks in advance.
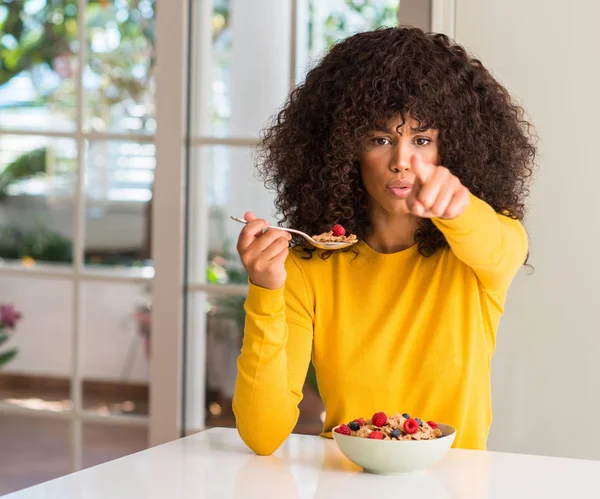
[230,215,279,230]
[230,216,250,225]
[230,216,309,239]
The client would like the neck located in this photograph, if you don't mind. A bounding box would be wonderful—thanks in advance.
[364,208,420,254]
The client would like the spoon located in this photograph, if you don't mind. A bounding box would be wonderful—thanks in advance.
[230,216,358,250]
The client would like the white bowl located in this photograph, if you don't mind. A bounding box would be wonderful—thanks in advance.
[332,423,456,474]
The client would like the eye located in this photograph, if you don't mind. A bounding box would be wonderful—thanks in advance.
[414,137,432,146]
[371,137,392,146]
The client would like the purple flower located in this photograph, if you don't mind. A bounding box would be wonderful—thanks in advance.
[0,304,22,329]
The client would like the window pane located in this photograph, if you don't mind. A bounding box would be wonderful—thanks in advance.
[190,0,291,138]
[297,0,400,84]
[187,146,273,284]
[190,0,399,138]
[0,414,70,494]
[184,291,324,434]
[85,140,154,268]
[0,276,73,413]
[81,281,150,417]
[85,0,156,134]
[0,135,75,265]
[0,0,78,132]
[83,422,147,469]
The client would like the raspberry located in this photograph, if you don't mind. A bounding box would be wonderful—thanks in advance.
[331,224,346,237]
[372,412,387,427]
[404,418,419,434]
[335,424,351,436]
[427,421,438,429]
[368,431,384,440]
[354,417,366,426]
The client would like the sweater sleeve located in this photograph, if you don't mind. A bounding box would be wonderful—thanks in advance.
[432,193,529,294]
[232,252,314,455]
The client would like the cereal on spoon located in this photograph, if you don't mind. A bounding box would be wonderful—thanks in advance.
[335,411,443,440]
[312,224,358,244]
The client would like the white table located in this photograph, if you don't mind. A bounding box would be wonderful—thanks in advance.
[5,428,600,498]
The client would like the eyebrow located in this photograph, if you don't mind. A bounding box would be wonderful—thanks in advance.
[372,124,433,134]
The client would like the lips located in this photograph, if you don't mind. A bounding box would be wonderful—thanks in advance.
[385,179,413,199]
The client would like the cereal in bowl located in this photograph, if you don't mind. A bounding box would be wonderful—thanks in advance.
[335,411,443,440]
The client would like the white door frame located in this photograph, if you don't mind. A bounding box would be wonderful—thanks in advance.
[149,0,190,446]
[431,0,456,37]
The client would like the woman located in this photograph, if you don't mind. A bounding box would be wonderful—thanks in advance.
[233,26,535,455]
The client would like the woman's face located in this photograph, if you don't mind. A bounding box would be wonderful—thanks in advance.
[359,114,440,216]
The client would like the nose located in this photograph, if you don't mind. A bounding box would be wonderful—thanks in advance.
[389,140,410,173]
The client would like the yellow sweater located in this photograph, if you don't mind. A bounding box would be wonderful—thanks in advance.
[233,194,528,455]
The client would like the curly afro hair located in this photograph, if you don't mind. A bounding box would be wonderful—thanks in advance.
[256,26,536,258]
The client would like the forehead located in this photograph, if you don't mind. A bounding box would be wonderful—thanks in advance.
[393,112,426,129]
[376,113,438,135]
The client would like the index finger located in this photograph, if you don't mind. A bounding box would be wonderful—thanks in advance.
[410,153,435,184]
[237,217,268,251]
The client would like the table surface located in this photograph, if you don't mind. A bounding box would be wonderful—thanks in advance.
[5,427,600,498]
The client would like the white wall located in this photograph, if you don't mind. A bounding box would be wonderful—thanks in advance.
[0,277,149,383]
[455,0,600,460]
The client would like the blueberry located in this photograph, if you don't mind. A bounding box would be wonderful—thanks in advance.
[348,421,360,431]
[402,413,410,419]
[416,418,423,426]
[391,429,401,438]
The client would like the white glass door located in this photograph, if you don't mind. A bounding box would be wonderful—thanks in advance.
[180,0,403,436]
[0,0,183,492]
